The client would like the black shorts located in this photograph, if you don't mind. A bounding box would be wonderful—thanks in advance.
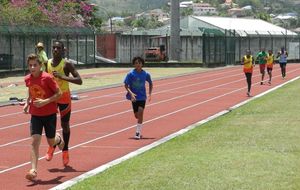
[30,114,56,138]
[131,101,146,113]
[58,103,71,123]
[279,62,287,68]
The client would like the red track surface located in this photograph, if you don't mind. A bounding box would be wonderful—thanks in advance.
[0,64,299,189]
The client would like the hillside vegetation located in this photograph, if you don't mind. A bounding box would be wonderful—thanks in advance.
[91,0,169,15]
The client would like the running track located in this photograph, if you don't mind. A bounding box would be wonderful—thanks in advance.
[0,64,299,190]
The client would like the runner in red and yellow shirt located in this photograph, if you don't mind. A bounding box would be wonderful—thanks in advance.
[256,48,268,85]
[46,40,82,166]
[23,54,64,180]
[242,50,255,97]
[266,50,275,85]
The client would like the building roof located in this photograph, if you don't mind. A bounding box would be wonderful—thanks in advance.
[126,16,297,37]
[192,16,296,36]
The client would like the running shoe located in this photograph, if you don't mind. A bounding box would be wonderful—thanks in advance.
[62,150,69,166]
[135,132,141,140]
[45,146,55,161]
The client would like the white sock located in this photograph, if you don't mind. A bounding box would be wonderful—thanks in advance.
[136,123,142,134]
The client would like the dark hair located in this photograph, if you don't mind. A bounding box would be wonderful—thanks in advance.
[53,40,65,50]
[27,53,41,65]
[132,56,145,65]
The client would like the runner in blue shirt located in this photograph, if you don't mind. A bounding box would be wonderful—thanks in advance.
[124,56,153,139]
[277,47,288,79]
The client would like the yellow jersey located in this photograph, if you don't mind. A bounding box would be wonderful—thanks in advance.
[267,54,274,68]
[243,55,253,73]
[47,59,71,104]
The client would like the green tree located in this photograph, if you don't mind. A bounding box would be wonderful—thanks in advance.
[145,16,163,29]
[256,12,270,22]
[0,1,48,26]
[131,17,147,28]
[181,8,193,16]
[0,0,102,29]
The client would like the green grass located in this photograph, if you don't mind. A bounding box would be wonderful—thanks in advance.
[0,67,207,102]
[69,79,300,190]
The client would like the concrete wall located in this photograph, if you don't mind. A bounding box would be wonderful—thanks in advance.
[115,34,203,63]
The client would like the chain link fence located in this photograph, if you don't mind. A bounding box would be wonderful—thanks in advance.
[0,25,95,74]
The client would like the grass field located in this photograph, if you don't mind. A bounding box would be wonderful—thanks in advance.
[0,67,207,103]
[68,79,300,190]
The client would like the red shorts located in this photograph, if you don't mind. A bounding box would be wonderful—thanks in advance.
[259,64,266,73]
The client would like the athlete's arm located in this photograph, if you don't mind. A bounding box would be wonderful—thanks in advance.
[23,90,31,114]
[124,84,136,102]
[241,57,245,65]
[148,82,153,102]
[54,60,83,85]
[33,88,62,108]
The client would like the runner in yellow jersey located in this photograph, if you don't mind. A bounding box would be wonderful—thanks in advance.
[266,50,275,85]
[45,40,82,166]
[242,50,255,97]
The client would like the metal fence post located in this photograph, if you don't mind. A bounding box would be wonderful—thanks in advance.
[9,34,12,71]
[76,35,79,65]
[85,35,88,64]
[202,33,206,67]
[22,36,26,74]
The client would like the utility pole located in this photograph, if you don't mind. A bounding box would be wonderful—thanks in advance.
[95,5,113,34]
[169,0,180,62]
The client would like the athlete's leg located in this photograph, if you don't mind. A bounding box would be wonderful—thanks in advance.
[132,101,146,139]
[245,72,252,96]
[26,115,43,180]
[267,68,272,84]
[260,64,265,84]
[58,104,71,151]
[30,134,42,173]
[283,63,286,78]
[280,63,284,78]
[58,104,71,166]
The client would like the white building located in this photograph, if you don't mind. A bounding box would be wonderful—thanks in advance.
[193,3,217,16]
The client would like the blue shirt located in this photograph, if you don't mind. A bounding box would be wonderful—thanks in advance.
[124,69,152,101]
[279,52,288,63]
